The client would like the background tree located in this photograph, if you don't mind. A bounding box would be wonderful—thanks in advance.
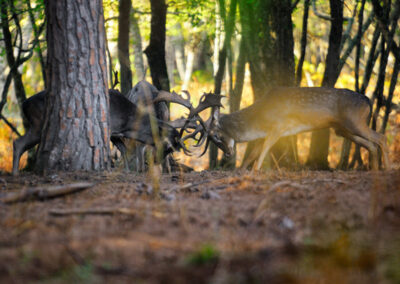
[144,0,169,91]
[306,0,343,170]
[118,0,132,95]
[36,0,111,172]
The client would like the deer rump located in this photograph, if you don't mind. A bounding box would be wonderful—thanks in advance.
[12,89,180,174]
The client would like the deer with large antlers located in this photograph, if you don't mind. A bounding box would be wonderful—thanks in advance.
[12,89,195,175]
[187,87,390,171]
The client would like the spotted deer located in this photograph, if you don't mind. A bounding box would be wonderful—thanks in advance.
[187,87,390,170]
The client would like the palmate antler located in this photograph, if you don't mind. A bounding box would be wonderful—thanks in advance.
[153,90,224,156]
[178,92,225,156]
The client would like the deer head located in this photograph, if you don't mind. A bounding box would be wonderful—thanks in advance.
[180,92,233,157]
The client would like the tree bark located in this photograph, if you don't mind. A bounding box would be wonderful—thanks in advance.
[306,0,343,170]
[144,0,170,91]
[36,0,110,173]
[118,0,132,95]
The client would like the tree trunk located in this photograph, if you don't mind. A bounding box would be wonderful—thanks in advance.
[220,36,246,169]
[268,0,297,169]
[144,0,170,91]
[182,48,195,90]
[296,0,310,86]
[209,0,237,169]
[118,0,132,95]
[172,23,186,81]
[26,0,46,88]
[307,0,343,170]
[36,0,110,173]
[165,36,175,88]
[131,13,145,81]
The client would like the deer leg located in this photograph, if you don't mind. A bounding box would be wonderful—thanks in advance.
[111,137,129,171]
[254,135,280,171]
[340,123,389,170]
[343,133,379,170]
[12,129,40,175]
[241,142,262,169]
[366,130,390,169]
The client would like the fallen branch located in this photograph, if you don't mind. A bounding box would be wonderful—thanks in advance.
[269,181,309,192]
[49,207,135,216]
[0,182,94,204]
[167,179,212,192]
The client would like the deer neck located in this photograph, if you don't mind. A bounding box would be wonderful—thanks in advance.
[219,111,266,143]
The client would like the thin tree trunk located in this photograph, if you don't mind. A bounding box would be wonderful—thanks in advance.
[381,56,400,133]
[307,0,343,170]
[349,28,381,169]
[165,36,175,88]
[182,49,195,90]
[172,23,185,81]
[36,0,110,172]
[0,1,27,123]
[209,0,237,169]
[26,0,46,88]
[220,36,246,169]
[338,0,366,170]
[144,0,169,91]
[118,0,132,95]
[296,0,310,86]
[131,13,145,81]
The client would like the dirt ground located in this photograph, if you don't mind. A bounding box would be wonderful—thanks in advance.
[0,169,400,284]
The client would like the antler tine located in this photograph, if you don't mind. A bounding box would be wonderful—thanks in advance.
[188,93,224,118]
[167,117,197,129]
[198,138,211,157]
[181,90,191,101]
[153,90,193,110]
[179,141,192,156]
[181,126,202,141]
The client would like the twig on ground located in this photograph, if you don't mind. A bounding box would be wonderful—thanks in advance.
[269,181,309,192]
[308,178,349,184]
[49,207,136,216]
[0,182,94,204]
[167,179,211,192]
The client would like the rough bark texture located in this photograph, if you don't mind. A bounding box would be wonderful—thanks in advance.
[307,0,343,170]
[144,0,170,91]
[118,0,132,95]
[36,0,110,173]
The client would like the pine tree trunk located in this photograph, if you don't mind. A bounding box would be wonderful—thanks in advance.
[36,0,110,173]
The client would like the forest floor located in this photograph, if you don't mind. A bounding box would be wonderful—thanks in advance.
[0,169,399,283]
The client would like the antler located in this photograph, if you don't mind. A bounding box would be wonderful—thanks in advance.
[188,92,224,118]
[153,90,192,110]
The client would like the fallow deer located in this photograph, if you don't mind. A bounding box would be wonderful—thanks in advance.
[188,87,390,170]
[12,89,193,175]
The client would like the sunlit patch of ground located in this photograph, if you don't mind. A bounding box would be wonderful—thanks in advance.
[0,170,400,283]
